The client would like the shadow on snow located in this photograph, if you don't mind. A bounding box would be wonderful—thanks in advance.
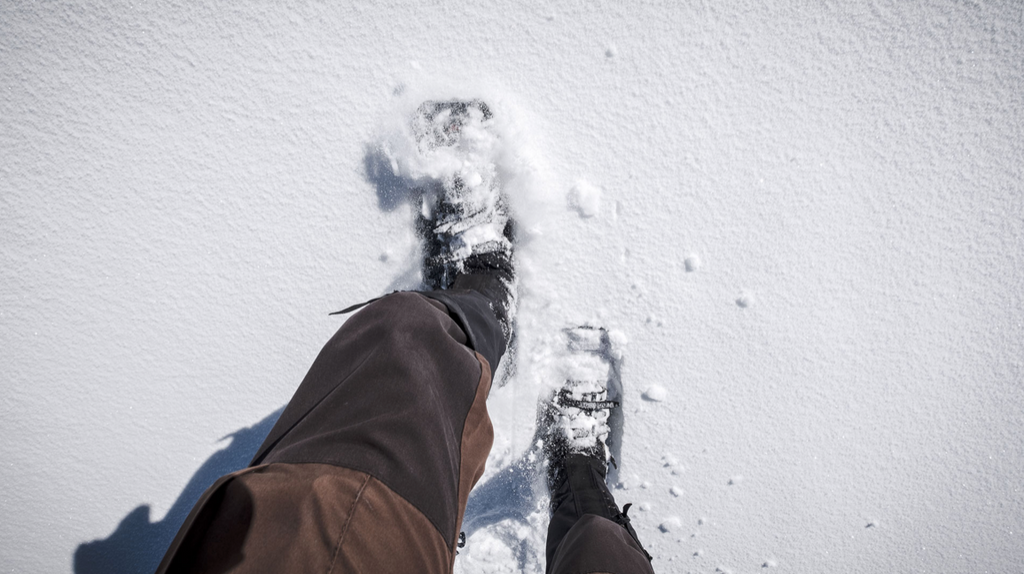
[73,408,284,574]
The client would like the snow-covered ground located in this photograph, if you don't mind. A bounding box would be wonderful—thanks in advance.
[3,1,1023,573]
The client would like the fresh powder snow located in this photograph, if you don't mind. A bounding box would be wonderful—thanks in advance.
[2,2,1022,573]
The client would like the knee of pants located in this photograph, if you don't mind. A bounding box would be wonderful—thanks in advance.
[356,292,470,350]
[548,514,655,574]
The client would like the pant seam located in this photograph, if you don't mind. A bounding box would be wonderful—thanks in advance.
[326,472,372,574]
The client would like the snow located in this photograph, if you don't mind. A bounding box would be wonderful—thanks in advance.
[2,1,1023,573]
[643,384,669,402]
[567,179,602,218]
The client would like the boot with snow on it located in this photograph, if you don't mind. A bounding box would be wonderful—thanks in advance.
[541,330,653,571]
[412,99,518,373]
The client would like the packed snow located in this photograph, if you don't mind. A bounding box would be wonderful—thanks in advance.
[2,1,1023,573]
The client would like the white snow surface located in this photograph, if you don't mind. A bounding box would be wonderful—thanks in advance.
[2,1,1023,573]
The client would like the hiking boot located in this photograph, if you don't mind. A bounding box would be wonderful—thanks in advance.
[542,326,623,493]
[413,100,517,333]
[541,327,653,566]
[543,376,620,492]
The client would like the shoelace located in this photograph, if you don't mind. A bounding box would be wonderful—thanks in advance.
[556,385,620,412]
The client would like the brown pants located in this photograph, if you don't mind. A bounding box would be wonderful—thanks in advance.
[155,292,653,574]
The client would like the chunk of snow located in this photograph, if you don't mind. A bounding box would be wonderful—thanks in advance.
[659,516,682,533]
[568,180,602,218]
[684,254,701,272]
[736,292,755,308]
[643,385,668,402]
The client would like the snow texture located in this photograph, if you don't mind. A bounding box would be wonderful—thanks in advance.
[2,1,1023,573]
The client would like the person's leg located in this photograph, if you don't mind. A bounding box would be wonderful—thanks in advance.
[545,454,655,574]
[157,291,501,574]
[548,514,654,574]
[540,329,655,574]
[156,98,517,574]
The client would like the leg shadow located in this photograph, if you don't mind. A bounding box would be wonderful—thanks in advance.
[461,402,549,573]
[462,444,543,538]
[461,430,546,571]
[73,407,284,574]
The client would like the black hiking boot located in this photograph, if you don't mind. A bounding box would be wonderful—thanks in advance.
[541,327,653,567]
[413,99,517,340]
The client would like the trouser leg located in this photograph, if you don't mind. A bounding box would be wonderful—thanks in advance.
[157,291,499,574]
[546,455,655,574]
